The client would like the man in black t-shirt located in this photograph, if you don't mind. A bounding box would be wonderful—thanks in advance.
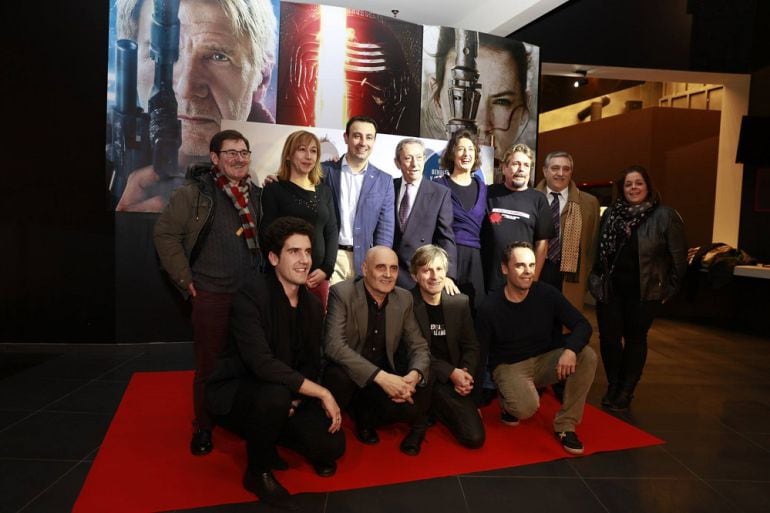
[483,144,554,292]
[410,245,485,448]
[476,241,597,455]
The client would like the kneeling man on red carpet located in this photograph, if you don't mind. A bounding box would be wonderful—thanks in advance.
[410,245,485,449]
[206,217,345,509]
[476,241,597,455]
[323,246,433,456]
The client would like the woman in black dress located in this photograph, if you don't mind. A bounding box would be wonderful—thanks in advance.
[261,130,338,308]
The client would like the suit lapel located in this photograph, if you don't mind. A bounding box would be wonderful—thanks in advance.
[401,181,431,234]
[356,164,377,216]
[412,290,430,339]
[442,291,461,366]
[353,281,369,346]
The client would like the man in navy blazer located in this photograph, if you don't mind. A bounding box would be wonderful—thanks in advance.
[322,116,395,284]
[392,138,457,291]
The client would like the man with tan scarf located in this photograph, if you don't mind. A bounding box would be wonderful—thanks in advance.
[536,151,600,311]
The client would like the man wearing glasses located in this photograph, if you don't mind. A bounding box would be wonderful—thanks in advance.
[154,129,262,456]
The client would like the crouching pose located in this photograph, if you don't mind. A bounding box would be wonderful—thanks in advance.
[206,217,345,509]
[410,245,485,448]
[477,241,597,455]
[323,246,432,456]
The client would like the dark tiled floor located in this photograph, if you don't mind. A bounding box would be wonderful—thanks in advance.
[1,319,769,513]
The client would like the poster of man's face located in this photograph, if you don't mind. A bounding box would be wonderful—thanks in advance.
[420,27,539,163]
[106,0,279,212]
[275,2,422,135]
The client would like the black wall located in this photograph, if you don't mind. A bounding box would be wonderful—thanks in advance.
[2,2,115,342]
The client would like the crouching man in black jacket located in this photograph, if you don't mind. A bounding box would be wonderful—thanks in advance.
[206,217,345,509]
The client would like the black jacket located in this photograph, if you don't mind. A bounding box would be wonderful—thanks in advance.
[597,204,687,302]
[205,272,324,416]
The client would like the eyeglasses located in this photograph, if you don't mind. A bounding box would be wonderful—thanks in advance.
[219,150,252,159]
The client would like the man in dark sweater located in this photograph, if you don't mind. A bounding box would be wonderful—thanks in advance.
[476,241,597,455]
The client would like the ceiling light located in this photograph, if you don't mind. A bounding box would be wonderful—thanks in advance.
[573,69,588,88]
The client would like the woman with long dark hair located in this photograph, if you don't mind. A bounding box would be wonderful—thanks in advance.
[260,130,338,309]
[591,166,687,410]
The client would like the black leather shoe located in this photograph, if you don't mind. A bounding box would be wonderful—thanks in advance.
[243,470,298,510]
[312,460,337,477]
[356,425,380,445]
[399,428,425,456]
[190,429,212,456]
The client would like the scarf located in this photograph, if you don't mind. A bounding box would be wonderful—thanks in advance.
[560,198,583,274]
[599,196,657,268]
[211,167,259,252]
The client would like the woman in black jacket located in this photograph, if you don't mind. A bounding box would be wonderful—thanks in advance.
[592,166,687,410]
[260,130,338,309]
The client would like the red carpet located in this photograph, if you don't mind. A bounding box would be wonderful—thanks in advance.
[74,371,663,513]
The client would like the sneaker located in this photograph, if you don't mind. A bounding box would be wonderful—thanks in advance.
[500,410,520,426]
[555,431,584,455]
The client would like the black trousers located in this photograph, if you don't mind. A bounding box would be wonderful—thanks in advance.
[323,364,432,431]
[539,258,564,292]
[596,292,662,392]
[431,381,485,448]
[214,378,345,473]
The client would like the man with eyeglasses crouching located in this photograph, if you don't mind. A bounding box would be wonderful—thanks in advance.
[154,129,262,457]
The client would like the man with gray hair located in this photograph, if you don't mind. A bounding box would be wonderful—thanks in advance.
[535,151,600,309]
[115,0,277,211]
[392,138,457,292]
[410,245,484,448]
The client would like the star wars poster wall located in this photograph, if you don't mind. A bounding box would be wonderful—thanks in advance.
[106,0,540,213]
[107,0,539,341]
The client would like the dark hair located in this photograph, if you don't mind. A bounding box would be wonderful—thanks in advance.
[501,241,534,265]
[614,165,657,203]
[345,115,378,135]
[433,28,529,115]
[209,129,250,153]
[440,129,480,172]
[262,216,314,257]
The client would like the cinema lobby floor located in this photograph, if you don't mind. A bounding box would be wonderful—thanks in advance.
[1,312,769,513]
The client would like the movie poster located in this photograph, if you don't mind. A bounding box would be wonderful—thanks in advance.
[275,2,422,135]
[106,1,539,341]
[420,26,540,166]
[105,1,538,213]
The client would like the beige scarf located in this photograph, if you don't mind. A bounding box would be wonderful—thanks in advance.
[560,198,582,274]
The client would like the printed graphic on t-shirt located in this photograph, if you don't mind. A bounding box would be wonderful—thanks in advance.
[430,322,447,337]
[490,208,531,222]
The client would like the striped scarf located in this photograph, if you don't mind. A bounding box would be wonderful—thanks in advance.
[211,167,258,252]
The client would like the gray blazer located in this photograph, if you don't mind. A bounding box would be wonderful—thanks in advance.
[393,178,457,288]
[324,278,431,387]
[411,288,479,383]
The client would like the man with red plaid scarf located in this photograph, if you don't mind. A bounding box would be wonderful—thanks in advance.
[154,129,262,456]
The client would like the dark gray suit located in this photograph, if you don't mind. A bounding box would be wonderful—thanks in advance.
[393,178,456,288]
[323,278,431,430]
[411,288,485,448]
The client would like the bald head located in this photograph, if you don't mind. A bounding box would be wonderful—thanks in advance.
[362,246,399,302]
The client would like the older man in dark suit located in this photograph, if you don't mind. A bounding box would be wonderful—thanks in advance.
[323,246,432,455]
[410,245,485,448]
[392,138,458,293]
